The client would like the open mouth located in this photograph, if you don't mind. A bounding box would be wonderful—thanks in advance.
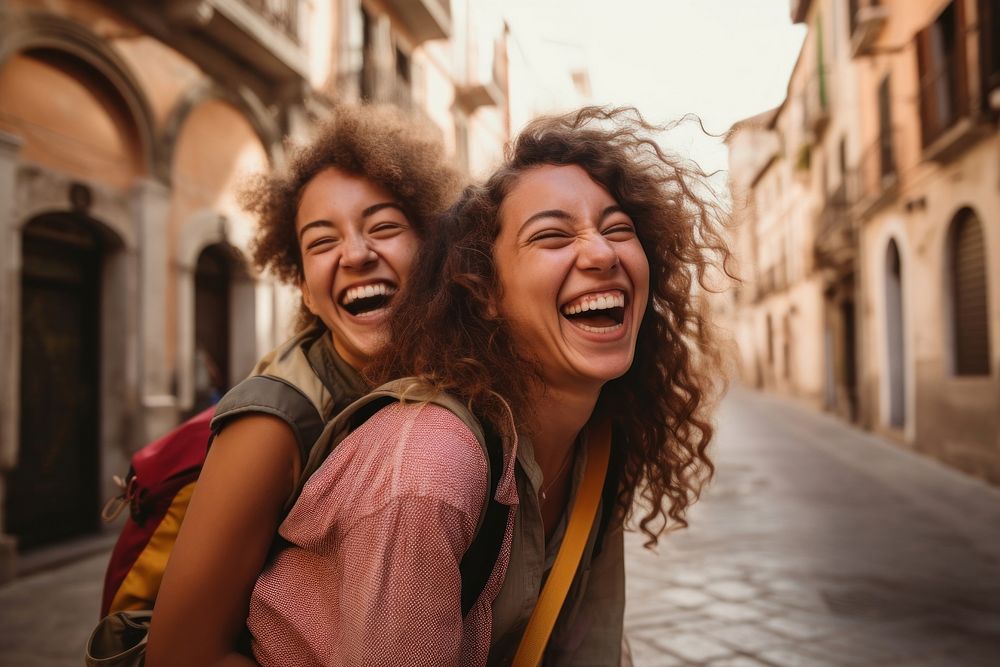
[560,290,626,333]
[339,281,397,317]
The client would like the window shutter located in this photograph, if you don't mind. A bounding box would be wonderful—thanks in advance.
[952,213,991,375]
[953,0,970,118]
[916,26,934,146]
[981,0,1000,101]
[877,75,894,177]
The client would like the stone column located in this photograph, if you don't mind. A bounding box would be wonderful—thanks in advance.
[132,178,177,442]
[0,131,23,583]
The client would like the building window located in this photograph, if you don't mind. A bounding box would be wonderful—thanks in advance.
[766,313,775,365]
[393,45,412,108]
[783,313,792,380]
[980,0,1000,111]
[916,0,969,146]
[948,209,991,375]
[884,240,905,428]
[360,6,375,101]
[877,74,895,178]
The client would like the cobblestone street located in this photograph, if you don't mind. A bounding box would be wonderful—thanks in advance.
[2,388,999,666]
[623,389,1000,666]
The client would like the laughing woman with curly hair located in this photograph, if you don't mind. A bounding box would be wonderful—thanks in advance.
[145,104,461,667]
[246,106,731,666]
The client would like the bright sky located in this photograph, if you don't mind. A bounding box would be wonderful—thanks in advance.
[499,0,806,185]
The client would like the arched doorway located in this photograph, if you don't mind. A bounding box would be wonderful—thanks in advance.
[193,244,233,411]
[191,242,256,413]
[7,214,105,548]
[885,240,906,429]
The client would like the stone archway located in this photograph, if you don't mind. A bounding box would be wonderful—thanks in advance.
[0,11,159,176]
[157,80,283,182]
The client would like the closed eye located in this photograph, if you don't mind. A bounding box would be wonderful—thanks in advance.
[527,229,574,245]
[602,222,636,241]
[369,221,410,238]
[305,236,338,252]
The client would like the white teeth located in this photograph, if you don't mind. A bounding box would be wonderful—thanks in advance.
[342,282,396,305]
[561,291,626,316]
[575,322,622,333]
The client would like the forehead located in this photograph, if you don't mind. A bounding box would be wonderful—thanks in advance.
[501,164,616,222]
[297,167,396,220]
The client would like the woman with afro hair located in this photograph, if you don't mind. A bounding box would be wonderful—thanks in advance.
[146,103,461,667]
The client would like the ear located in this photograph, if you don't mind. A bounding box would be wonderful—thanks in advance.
[300,278,318,315]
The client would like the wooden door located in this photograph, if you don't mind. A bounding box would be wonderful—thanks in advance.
[7,216,102,548]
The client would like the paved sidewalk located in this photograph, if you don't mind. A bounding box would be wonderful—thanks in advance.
[1,388,999,666]
[0,549,106,666]
[623,388,1000,666]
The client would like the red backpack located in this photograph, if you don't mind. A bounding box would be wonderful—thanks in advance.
[100,408,214,616]
[100,327,342,617]
[99,381,508,620]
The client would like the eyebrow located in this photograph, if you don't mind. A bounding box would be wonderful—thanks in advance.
[518,205,625,235]
[362,202,405,218]
[298,201,405,239]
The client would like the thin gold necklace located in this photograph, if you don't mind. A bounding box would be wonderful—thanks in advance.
[540,440,578,502]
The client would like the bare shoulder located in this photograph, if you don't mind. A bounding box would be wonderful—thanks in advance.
[202,412,300,501]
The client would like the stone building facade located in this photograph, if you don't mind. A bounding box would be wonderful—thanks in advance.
[726,0,999,483]
[0,0,520,580]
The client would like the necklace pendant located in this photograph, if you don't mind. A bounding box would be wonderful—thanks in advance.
[541,490,547,501]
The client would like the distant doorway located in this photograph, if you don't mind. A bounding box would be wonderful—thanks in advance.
[7,215,103,548]
[193,244,235,411]
[884,240,905,428]
[841,299,858,421]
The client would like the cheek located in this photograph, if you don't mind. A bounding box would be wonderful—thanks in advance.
[624,245,651,301]
[385,236,419,281]
[302,255,334,295]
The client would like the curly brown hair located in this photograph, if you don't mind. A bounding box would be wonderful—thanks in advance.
[370,106,732,546]
[241,103,462,288]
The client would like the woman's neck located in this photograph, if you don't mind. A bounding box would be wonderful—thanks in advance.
[526,382,600,474]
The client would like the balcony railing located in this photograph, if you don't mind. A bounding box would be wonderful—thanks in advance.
[841,130,899,220]
[849,0,888,57]
[455,35,507,111]
[818,182,851,237]
[382,0,452,43]
[139,0,308,81]
[815,181,857,271]
[241,0,300,44]
[756,249,789,300]
[802,68,831,137]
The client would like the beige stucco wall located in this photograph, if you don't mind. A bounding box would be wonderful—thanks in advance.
[848,0,1000,482]
[861,134,1000,479]
[0,53,143,189]
[169,99,270,396]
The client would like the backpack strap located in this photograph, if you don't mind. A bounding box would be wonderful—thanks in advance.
[459,422,505,615]
[291,378,506,617]
[211,375,324,465]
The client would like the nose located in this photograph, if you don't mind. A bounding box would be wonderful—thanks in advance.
[341,233,377,270]
[577,232,619,272]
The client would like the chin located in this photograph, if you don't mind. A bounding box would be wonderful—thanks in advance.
[579,360,635,384]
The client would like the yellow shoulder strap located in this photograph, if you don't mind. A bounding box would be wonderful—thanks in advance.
[511,416,612,667]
